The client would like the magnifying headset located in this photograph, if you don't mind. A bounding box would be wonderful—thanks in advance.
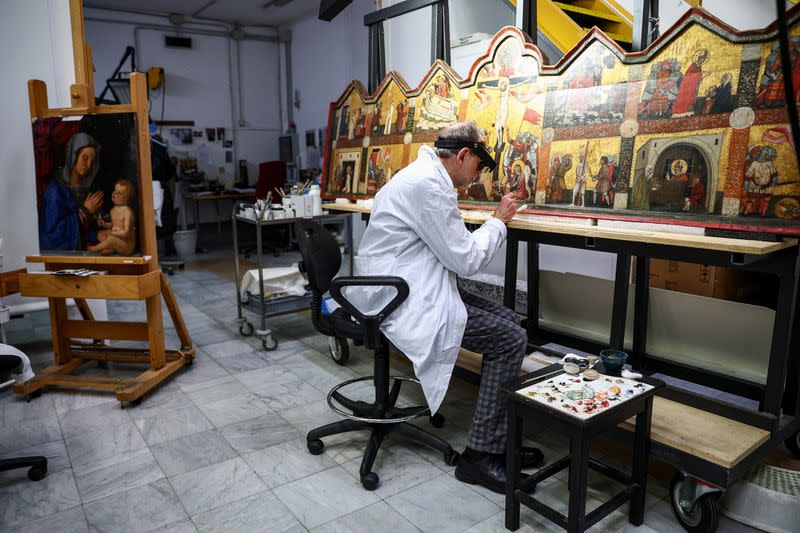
[433,138,497,172]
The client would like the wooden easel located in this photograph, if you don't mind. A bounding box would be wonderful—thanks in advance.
[13,0,194,404]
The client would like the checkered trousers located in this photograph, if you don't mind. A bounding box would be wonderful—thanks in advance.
[458,285,527,453]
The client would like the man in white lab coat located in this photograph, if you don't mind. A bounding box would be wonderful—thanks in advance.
[350,121,543,494]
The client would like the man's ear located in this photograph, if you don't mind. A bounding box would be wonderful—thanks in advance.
[458,147,470,163]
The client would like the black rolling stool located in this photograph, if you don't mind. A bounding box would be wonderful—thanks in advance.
[502,364,664,533]
[0,352,47,481]
[295,220,459,490]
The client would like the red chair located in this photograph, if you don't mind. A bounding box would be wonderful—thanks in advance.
[244,161,289,258]
[255,161,287,200]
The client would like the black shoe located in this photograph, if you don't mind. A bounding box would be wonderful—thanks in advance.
[455,453,526,494]
[518,446,544,468]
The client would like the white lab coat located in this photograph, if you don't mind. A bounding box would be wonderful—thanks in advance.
[346,145,506,413]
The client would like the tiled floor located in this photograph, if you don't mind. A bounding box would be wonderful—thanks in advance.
[0,243,760,532]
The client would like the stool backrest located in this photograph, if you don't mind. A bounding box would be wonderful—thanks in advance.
[295,220,341,294]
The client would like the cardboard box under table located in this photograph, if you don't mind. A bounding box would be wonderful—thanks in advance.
[502,364,665,533]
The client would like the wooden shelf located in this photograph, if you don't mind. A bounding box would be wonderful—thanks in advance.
[19,270,161,300]
[27,254,152,265]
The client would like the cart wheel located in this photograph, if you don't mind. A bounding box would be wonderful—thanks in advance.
[786,429,800,459]
[239,321,254,337]
[328,336,350,365]
[262,335,278,351]
[670,473,720,533]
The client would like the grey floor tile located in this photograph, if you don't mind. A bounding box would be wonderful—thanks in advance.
[0,394,57,425]
[213,351,274,373]
[151,520,199,532]
[192,490,305,533]
[463,511,541,533]
[385,473,500,533]
[150,429,237,477]
[60,401,131,436]
[202,339,260,359]
[243,437,337,488]
[185,376,250,405]
[0,439,70,484]
[219,413,301,454]
[255,379,326,412]
[83,478,188,533]
[311,500,420,533]
[0,415,63,454]
[129,390,194,420]
[73,447,164,503]
[273,466,381,529]
[133,405,214,446]
[195,392,273,427]
[0,468,81,529]
[8,505,88,533]
[65,421,147,467]
[173,358,230,390]
[51,391,117,417]
[341,445,443,498]
[232,365,304,396]
[170,457,266,517]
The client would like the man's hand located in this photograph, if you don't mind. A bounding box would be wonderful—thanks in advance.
[83,191,104,215]
[492,192,518,224]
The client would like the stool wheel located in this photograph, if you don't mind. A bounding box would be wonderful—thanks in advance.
[328,336,350,366]
[361,472,379,490]
[670,473,720,533]
[239,321,254,337]
[430,413,445,428]
[786,428,800,459]
[27,466,47,481]
[307,438,325,455]
[444,449,460,466]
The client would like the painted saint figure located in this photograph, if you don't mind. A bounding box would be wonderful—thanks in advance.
[629,164,654,211]
[572,145,589,207]
[742,145,778,216]
[673,49,709,117]
[546,154,573,204]
[592,156,615,207]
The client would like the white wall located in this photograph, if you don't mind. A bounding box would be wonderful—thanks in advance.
[84,9,282,224]
[288,0,373,170]
[0,0,73,285]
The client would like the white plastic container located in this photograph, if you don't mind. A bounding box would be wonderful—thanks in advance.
[308,184,322,216]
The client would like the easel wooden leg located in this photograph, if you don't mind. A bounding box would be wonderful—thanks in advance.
[161,273,192,349]
[146,294,166,369]
[50,297,71,364]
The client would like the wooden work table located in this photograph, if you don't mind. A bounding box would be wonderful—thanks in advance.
[325,200,800,489]
[323,202,797,255]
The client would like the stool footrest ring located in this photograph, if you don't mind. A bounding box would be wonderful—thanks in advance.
[326,375,430,424]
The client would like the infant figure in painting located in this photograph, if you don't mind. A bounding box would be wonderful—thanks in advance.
[88,179,136,256]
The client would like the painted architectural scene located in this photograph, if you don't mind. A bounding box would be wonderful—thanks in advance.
[322,7,800,233]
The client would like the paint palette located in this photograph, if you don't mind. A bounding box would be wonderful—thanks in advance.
[516,372,654,420]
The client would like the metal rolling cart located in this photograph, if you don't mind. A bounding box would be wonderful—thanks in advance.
[232,203,352,358]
